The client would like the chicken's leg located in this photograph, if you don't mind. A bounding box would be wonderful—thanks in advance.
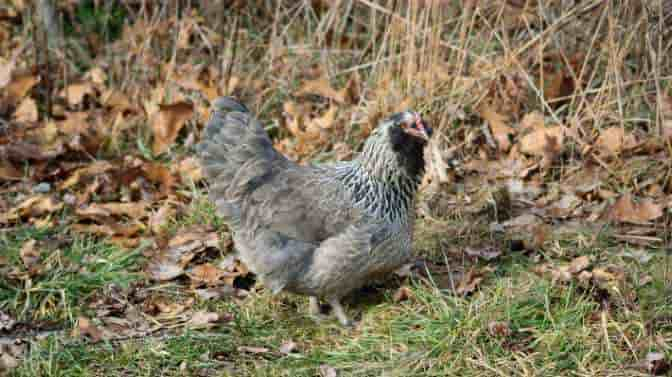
[309,297,321,316]
[328,298,352,327]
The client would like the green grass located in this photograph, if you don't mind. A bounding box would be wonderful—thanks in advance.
[0,226,143,324]
[4,217,670,377]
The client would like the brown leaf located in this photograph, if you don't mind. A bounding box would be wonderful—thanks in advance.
[194,286,244,300]
[146,261,184,281]
[59,160,114,190]
[74,316,104,342]
[6,71,39,99]
[150,102,194,154]
[0,160,23,181]
[591,267,617,282]
[13,97,38,122]
[61,82,96,107]
[19,239,40,269]
[456,269,485,295]
[480,106,514,152]
[187,263,237,287]
[0,58,13,88]
[146,231,220,281]
[76,202,148,220]
[85,67,107,85]
[141,162,176,195]
[187,311,230,328]
[393,286,413,302]
[297,77,346,103]
[0,349,19,372]
[307,105,338,131]
[488,321,511,338]
[0,142,64,164]
[70,223,144,238]
[464,245,502,260]
[101,89,136,112]
[238,346,270,354]
[645,352,670,375]
[519,125,564,157]
[176,156,203,183]
[148,203,175,234]
[320,364,338,377]
[7,195,63,222]
[568,256,590,274]
[609,193,663,223]
[595,127,637,155]
[279,341,298,355]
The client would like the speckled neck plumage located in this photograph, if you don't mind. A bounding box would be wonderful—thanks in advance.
[330,130,425,223]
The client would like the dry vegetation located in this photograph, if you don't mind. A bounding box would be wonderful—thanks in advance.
[1,0,672,376]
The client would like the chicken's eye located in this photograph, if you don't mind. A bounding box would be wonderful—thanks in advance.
[410,123,417,129]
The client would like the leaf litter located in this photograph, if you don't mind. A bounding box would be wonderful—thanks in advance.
[0,2,671,374]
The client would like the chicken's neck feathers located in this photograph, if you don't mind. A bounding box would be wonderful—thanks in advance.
[324,140,422,224]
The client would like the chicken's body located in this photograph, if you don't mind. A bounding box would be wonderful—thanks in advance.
[196,97,431,325]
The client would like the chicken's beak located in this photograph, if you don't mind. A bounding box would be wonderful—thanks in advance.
[418,121,432,141]
[407,119,432,141]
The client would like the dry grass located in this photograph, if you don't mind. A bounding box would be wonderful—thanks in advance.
[2,1,672,376]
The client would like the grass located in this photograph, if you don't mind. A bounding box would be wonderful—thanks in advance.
[2,1,672,376]
[3,216,670,376]
[0,227,142,324]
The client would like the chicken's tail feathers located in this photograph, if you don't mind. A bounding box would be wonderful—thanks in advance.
[196,97,285,220]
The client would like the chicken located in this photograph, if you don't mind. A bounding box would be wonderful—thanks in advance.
[196,97,432,326]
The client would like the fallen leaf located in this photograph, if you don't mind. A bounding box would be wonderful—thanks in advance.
[146,261,184,281]
[645,352,670,375]
[85,67,107,85]
[148,203,175,234]
[568,255,590,274]
[187,263,237,287]
[0,311,15,331]
[187,311,230,328]
[609,193,663,223]
[8,195,63,222]
[519,125,564,157]
[320,364,338,377]
[480,106,514,152]
[70,223,144,238]
[591,267,617,282]
[13,97,38,122]
[76,202,148,220]
[150,102,194,154]
[176,156,202,183]
[297,77,346,103]
[465,245,502,260]
[393,286,413,302]
[61,82,96,107]
[74,316,104,342]
[0,349,19,372]
[307,105,338,131]
[595,127,637,155]
[6,71,39,99]
[194,286,244,300]
[238,346,270,354]
[456,269,485,295]
[141,162,176,195]
[146,231,220,281]
[0,160,23,180]
[101,89,135,112]
[279,341,298,355]
[0,58,13,88]
[488,321,511,338]
[19,239,40,269]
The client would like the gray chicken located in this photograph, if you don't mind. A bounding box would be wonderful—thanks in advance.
[196,97,432,326]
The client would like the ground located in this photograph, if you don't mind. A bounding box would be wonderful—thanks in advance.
[1,1,671,376]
